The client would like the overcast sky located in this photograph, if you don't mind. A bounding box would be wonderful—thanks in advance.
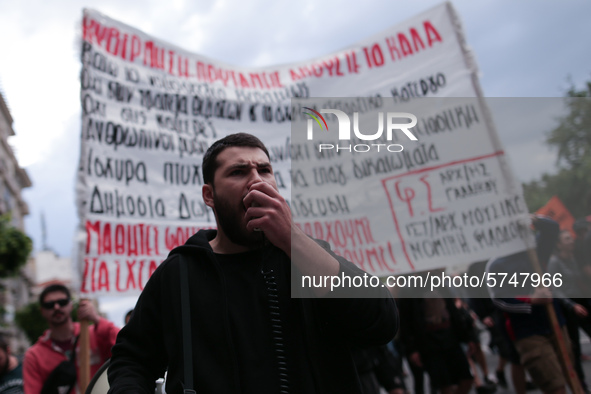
[1,0,590,322]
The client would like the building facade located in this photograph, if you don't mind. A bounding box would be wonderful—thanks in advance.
[0,93,30,226]
[0,91,34,354]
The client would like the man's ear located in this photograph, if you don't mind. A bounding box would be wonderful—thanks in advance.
[202,184,214,209]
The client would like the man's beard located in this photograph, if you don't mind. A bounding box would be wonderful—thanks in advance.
[213,189,264,247]
[50,310,69,326]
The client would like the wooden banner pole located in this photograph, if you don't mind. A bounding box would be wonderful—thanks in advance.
[525,248,583,394]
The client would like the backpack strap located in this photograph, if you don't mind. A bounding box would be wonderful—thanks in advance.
[179,254,196,394]
[40,335,80,394]
[71,335,80,362]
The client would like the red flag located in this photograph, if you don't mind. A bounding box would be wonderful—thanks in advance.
[536,196,575,236]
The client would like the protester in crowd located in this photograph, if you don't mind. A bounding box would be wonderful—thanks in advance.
[442,270,495,394]
[572,217,591,362]
[466,260,540,394]
[390,289,431,394]
[380,341,407,394]
[466,262,508,389]
[487,215,571,394]
[399,336,434,394]
[581,196,591,284]
[404,350,430,394]
[23,283,119,394]
[454,297,496,394]
[572,218,589,276]
[468,291,539,394]
[399,281,475,394]
[0,335,23,393]
[548,229,591,392]
[107,133,398,393]
[352,343,406,394]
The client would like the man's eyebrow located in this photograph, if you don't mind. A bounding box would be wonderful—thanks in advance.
[228,163,248,169]
[226,162,272,169]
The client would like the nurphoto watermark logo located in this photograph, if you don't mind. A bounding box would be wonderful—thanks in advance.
[303,107,418,153]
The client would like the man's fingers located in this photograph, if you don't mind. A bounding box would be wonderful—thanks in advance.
[248,180,278,194]
[244,189,284,214]
[243,189,269,209]
[245,181,282,203]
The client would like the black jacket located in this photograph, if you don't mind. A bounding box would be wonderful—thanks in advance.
[107,230,398,393]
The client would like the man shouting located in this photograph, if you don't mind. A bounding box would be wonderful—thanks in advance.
[108,133,398,393]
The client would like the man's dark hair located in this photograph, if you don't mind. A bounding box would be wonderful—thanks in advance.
[202,133,270,185]
[39,283,71,305]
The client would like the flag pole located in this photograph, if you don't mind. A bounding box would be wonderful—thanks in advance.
[525,248,583,394]
[78,299,91,393]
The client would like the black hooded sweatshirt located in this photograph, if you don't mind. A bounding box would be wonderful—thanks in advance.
[107,229,398,394]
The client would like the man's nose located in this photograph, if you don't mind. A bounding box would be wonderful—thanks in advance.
[246,169,263,188]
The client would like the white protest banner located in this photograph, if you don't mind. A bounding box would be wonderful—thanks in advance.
[290,97,532,279]
[77,3,529,295]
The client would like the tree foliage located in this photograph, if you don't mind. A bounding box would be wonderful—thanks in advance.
[0,214,32,277]
[523,81,591,218]
[14,302,46,343]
